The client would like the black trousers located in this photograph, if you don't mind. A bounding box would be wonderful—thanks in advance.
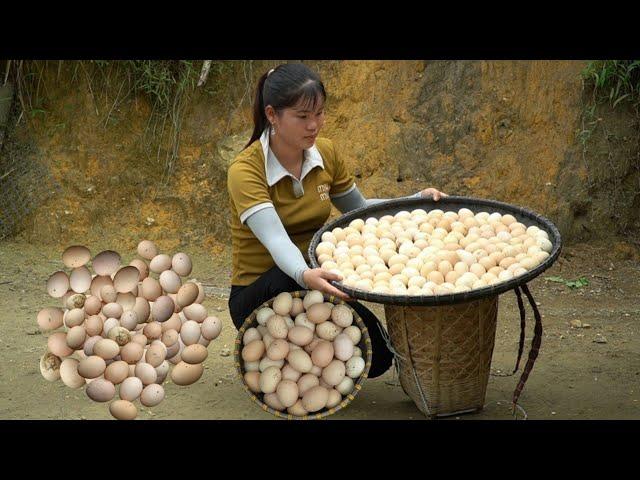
[228,265,393,378]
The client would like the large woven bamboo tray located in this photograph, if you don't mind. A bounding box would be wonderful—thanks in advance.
[308,196,562,306]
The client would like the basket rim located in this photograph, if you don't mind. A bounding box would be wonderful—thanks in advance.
[308,195,563,306]
[234,290,373,420]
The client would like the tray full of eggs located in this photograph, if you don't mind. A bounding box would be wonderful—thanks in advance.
[309,196,562,306]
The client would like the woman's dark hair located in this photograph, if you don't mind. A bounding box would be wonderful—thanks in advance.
[244,63,326,149]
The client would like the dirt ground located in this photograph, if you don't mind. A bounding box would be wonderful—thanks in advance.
[1,239,639,420]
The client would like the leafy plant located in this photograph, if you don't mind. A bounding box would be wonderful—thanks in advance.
[545,276,590,289]
[582,60,640,111]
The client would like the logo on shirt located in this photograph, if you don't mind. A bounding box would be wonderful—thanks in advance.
[317,183,330,201]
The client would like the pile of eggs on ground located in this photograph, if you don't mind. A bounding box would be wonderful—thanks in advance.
[38,240,222,420]
[315,208,553,296]
[240,290,366,417]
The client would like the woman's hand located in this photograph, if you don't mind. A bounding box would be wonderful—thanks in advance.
[303,268,352,301]
[420,187,448,201]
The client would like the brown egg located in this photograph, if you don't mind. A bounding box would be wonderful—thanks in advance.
[316,322,342,341]
[159,270,181,294]
[242,340,265,362]
[66,325,86,350]
[132,297,151,323]
[145,343,167,367]
[69,266,92,294]
[244,371,261,393]
[131,333,148,346]
[301,386,329,413]
[181,344,208,364]
[307,303,332,324]
[137,240,158,260]
[37,307,64,331]
[104,360,129,384]
[102,302,123,319]
[180,320,201,346]
[197,336,210,347]
[149,254,172,274]
[165,340,181,360]
[60,358,86,388]
[276,379,299,408]
[171,253,192,277]
[135,362,158,385]
[48,332,74,357]
[331,305,353,328]
[47,271,69,298]
[93,338,120,360]
[297,373,320,396]
[90,275,113,300]
[140,384,165,407]
[321,359,346,386]
[83,295,101,316]
[302,290,325,310]
[201,316,222,340]
[266,315,288,339]
[86,378,116,402]
[78,355,107,378]
[143,321,162,340]
[120,376,144,401]
[112,266,139,293]
[176,282,198,308]
[287,349,313,373]
[161,329,179,347]
[182,303,207,323]
[62,245,91,268]
[92,250,122,276]
[311,340,335,368]
[281,364,302,382]
[119,310,138,331]
[120,341,144,364]
[272,292,293,316]
[266,339,290,361]
[129,258,149,281]
[65,293,86,310]
[150,296,174,323]
[170,361,204,386]
[98,284,117,304]
[40,352,62,381]
[326,389,342,409]
[290,298,305,317]
[110,400,138,420]
[141,277,162,301]
[62,308,84,328]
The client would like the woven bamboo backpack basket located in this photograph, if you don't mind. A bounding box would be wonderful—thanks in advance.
[309,196,562,418]
[234,290,373,419]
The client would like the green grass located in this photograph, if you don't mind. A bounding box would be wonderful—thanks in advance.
[582,60,640,111]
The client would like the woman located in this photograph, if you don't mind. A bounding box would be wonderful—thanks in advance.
[227,63,447,378]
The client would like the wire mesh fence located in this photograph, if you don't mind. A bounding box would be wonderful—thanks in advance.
[0,143,61,240]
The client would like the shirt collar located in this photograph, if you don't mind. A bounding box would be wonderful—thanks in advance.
[259,128,324,187]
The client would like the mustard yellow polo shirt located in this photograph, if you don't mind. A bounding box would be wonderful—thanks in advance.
[227,132,355,286]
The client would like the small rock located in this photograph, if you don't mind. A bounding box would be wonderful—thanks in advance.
[551,411,556,415]
[594,334,607,344]
[220,349,230,357]
[582,323,591,329]
[559,335,565,339]
[570,320,582,328]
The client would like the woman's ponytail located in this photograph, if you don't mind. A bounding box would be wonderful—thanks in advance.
[244,71,270,149]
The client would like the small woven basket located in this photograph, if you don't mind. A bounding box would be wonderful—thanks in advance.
[385,296,499,417]
[234,290,373,420]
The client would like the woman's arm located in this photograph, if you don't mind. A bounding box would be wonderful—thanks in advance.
[330,185,422,214]
[245,206,310,288]
[245,207,349,299]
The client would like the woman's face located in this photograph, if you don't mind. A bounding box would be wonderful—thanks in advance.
[268,97,325,150]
